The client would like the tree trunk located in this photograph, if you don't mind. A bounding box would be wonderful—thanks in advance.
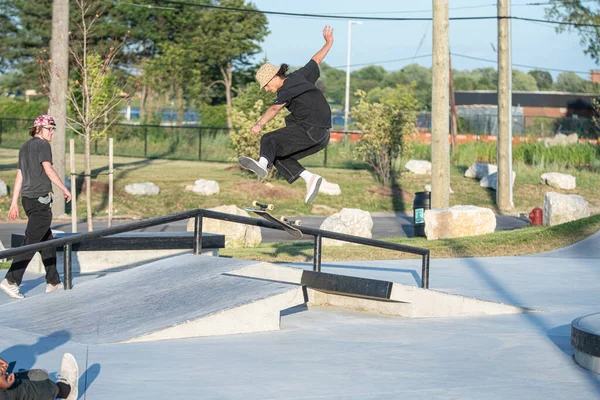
[176,86,184,125]
[222,62,233,133]
[84,130,93,232]
[140,84,147,122]
[48,0,69,218]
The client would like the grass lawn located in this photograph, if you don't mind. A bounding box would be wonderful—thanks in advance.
[222,214,600,263]
[1,148,598,219]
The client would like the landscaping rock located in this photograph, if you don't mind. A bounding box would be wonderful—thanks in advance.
[424,205,496,240]
[424,184,453,194]
[480,171,516,190]
[544,133,578,147]
[185,179,220,196]
[405,160,432,175]
[540,172,576,190]
[319,179,341,196]
[465,163,497,179]
[320,208,373,246]
[187,205,261,248]
[0,240,6,262]
[125,182,160,195]
[0,179,7,197]
[543,192,590,227]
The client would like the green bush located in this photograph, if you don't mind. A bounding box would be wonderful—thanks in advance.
[0,98,49,119]
[351,85,419,185]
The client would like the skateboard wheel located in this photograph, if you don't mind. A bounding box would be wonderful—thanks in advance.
[252,200,259,207]
[293,220,302,227]
[267,204,274,211]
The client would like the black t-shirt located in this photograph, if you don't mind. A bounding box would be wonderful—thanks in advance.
[274,59,331,129]
[18,137,53,198]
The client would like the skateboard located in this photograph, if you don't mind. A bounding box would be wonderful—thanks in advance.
[245,201,303,239]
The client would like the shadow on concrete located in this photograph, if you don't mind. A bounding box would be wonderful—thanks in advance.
[324,263,422,287]
[0,330,71,372]
[547,324,573,356]
[80,362,102,399]
[443,239,600,395]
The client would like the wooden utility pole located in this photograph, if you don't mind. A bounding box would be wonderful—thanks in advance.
[48,0,70,217]
[431,0,450,209]
[449,53,458,153]
[497,0,514,212]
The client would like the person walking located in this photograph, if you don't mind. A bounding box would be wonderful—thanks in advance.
[238,25,334,204]
[1,115,72,299]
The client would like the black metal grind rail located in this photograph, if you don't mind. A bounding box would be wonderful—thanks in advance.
[0,208,431,290]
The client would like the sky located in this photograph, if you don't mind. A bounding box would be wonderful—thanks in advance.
[251,0,599,79]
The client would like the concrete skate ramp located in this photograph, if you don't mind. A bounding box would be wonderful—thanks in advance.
[529,230,600,259]
[0,256,305,344]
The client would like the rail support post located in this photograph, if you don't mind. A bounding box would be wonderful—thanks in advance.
[421,251,430,289]
[313,234,322,272]
[193,215,203,255]
[64,244,73,290]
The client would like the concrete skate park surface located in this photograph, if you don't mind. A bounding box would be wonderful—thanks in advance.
[1,232,600,398]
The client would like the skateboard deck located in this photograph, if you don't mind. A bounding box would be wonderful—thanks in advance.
[245,207,303,239]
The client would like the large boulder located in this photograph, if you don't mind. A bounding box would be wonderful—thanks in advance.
[0,179,7,197]
[480,171,516,191]
[540,172,576,190]
[125,182,160,195]
[187,205,261,248]
[405,160,432,175]
[319,179,341,196]
[465,163,497,179]
[424,205,496,240]
[185,179,220,196]
[543,192,590,226]
[319,208,373,246]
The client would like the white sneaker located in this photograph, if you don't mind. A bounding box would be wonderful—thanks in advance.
[57,353,78,400]
[0,278,24,299]
[46,283,61,293]
[305,174,323,204]
[238,156,268,178]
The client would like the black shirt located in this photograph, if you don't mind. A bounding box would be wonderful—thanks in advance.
[274,59,331,129]
[17,137,53,198]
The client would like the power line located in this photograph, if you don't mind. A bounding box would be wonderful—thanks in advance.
[331,54,432,70]
[146,0,600,28]
[328,52,591,77]
[451,52,592,75]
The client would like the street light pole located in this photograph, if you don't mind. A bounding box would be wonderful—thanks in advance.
[344,20,362,132]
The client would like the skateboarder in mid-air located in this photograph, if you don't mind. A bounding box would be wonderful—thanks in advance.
[238,25,334,204]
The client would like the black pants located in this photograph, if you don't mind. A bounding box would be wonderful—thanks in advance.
[260,124,330,184]
[5,197,60,286]
[0,370,60,400]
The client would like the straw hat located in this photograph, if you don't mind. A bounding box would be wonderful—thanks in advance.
[256,63,279,88]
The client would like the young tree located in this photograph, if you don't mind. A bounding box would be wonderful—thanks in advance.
[351,86,418,186]
[41,0,131,231]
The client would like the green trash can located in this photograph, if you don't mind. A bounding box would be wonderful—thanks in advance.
[413,191,431,238]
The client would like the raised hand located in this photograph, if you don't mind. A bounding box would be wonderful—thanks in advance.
[323,25,334,44]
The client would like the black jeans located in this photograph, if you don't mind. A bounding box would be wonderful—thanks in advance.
[5,196,60,286]
[0,370,60,400]
[260,124,330,183]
